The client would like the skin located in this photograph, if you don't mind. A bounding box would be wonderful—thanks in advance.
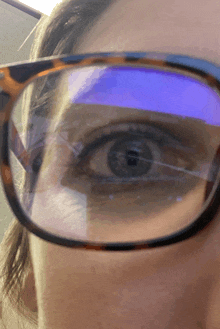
[28,0,220,328]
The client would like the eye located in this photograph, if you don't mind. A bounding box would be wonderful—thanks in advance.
[90,136,161,179]
[73,122,195,186]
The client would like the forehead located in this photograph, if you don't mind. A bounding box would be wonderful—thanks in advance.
[76,0,220,65]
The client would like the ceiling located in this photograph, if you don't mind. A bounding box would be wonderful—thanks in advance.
[0,0,42,65]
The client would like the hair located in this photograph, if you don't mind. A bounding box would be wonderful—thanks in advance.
[0,0,115,327]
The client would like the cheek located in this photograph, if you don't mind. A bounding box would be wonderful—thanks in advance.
[30,177,205,245]
[28,234,182,328]
[29,215,220,329]
[31,185,88,240]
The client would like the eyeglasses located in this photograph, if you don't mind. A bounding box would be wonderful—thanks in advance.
[1,51,220,251]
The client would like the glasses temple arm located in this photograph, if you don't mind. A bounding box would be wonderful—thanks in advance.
[0,91,30,173]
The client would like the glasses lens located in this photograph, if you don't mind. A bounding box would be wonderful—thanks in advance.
[8,64,220,243]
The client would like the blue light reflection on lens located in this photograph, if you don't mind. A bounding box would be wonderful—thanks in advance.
[69,67,220,126]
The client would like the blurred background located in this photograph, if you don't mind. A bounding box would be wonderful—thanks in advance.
[0,0,45,242]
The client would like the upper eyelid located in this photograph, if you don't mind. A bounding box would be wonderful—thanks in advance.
[74,121,194,156]
[59,103,198,144]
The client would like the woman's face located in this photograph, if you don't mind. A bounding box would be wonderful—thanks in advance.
[29,0,220,328]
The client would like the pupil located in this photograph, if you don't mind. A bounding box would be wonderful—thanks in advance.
[127,150,139,166]
[108,137,153,178]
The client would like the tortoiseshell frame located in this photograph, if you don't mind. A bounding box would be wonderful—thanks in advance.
[1,51,220,251]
